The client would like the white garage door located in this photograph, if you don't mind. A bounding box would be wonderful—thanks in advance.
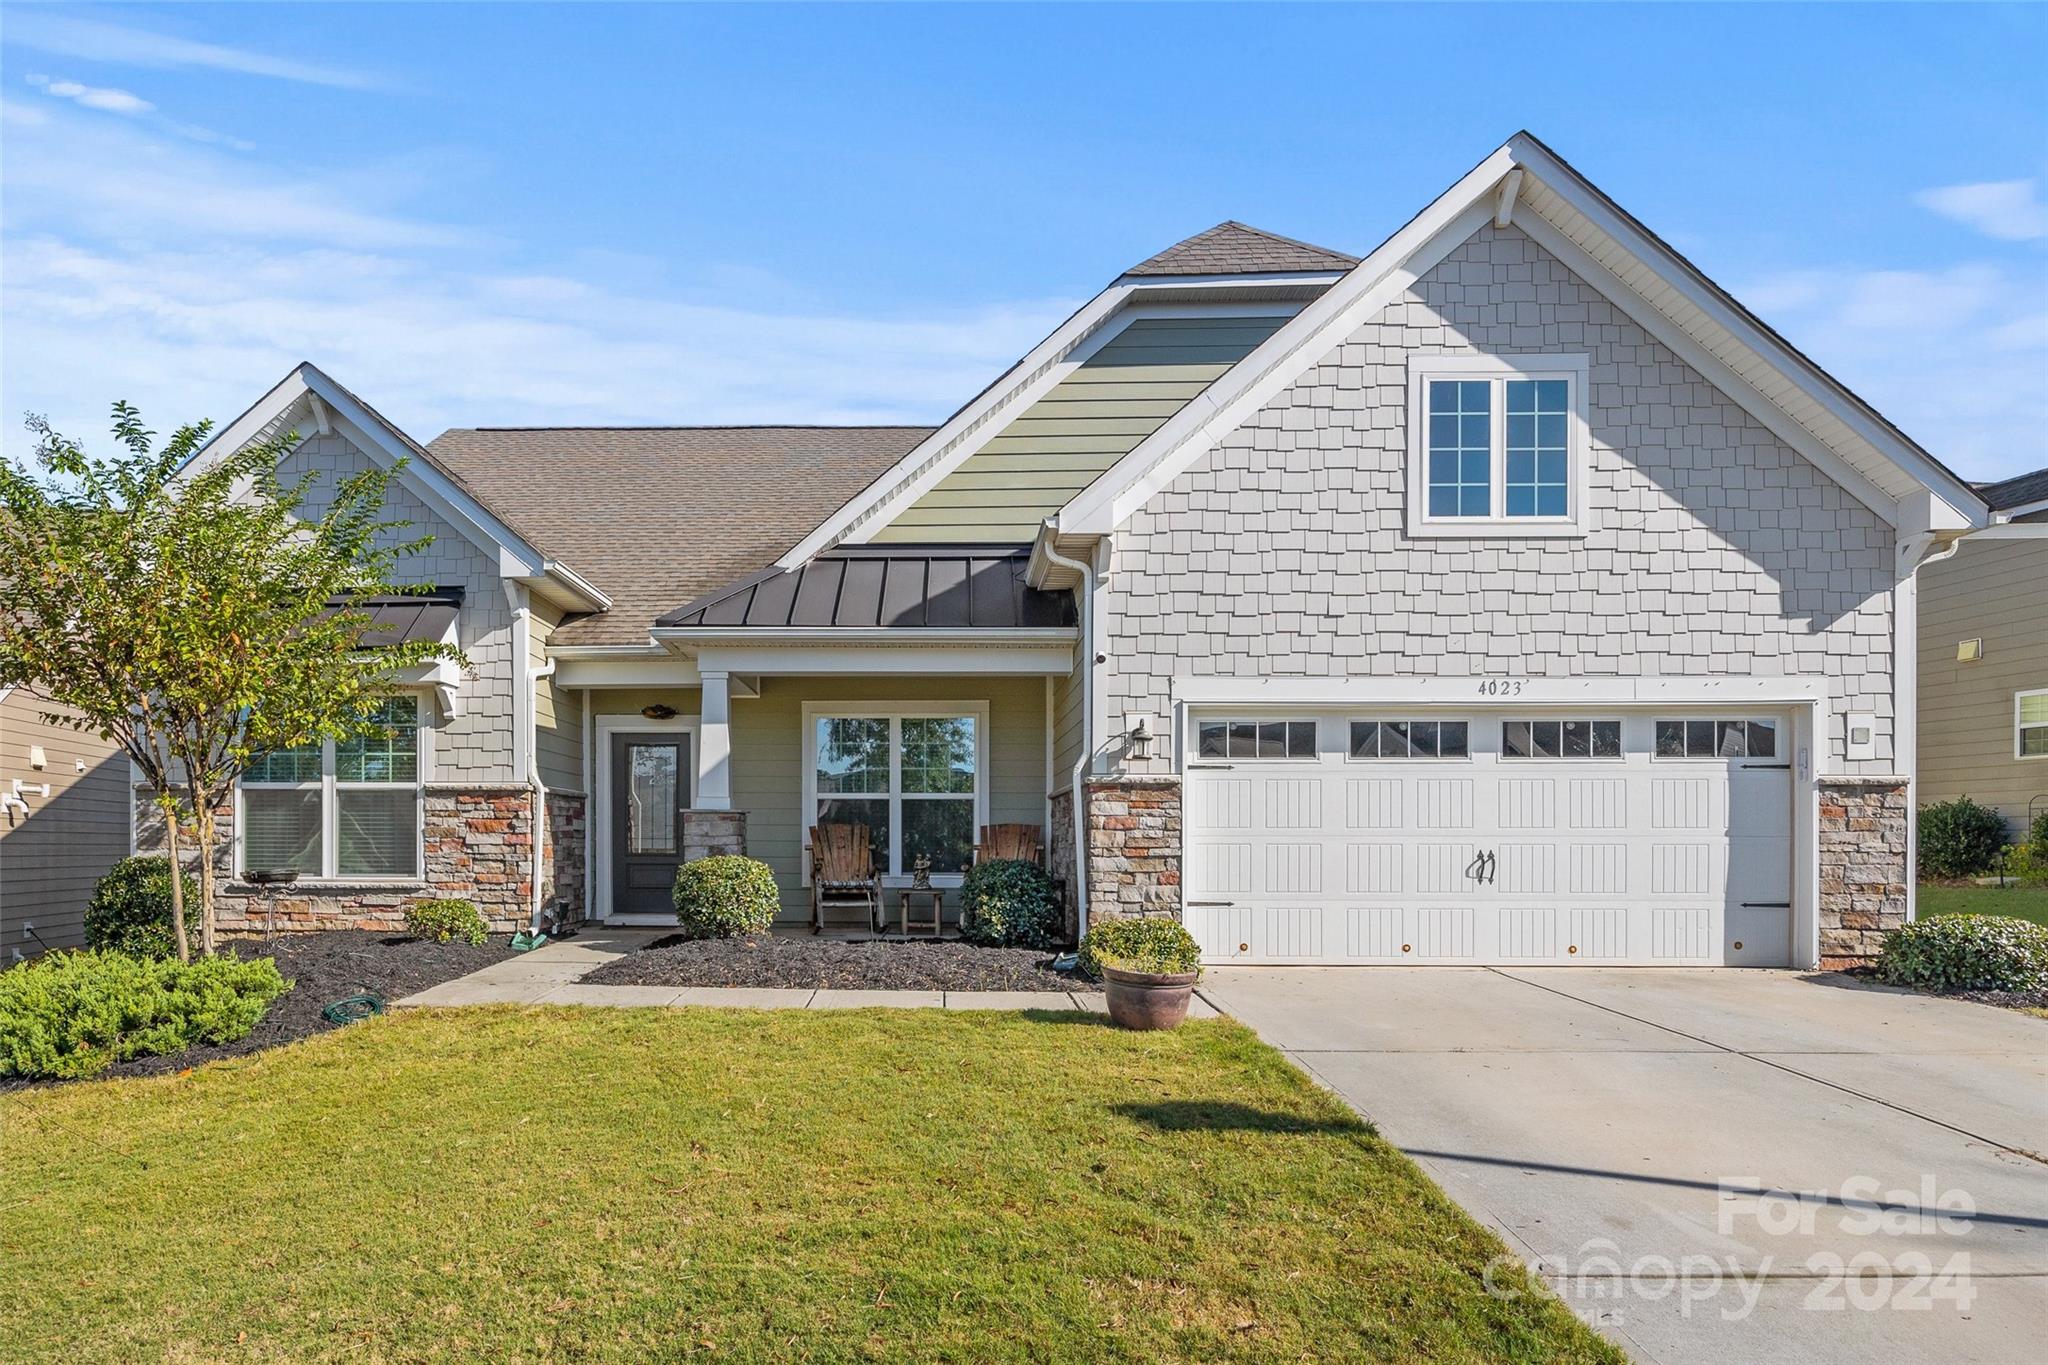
[1183,711,1792,966]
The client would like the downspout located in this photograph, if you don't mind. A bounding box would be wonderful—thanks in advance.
[1040,536,1094,936]
[526,656,558,933]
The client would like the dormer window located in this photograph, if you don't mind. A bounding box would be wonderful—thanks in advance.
[1406,355,1589,537]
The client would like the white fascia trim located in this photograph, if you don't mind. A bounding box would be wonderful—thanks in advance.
[185,363,552,578]
[1991,497,2048,524]
[1509,211,1906,527]
[780,279,1330,565]
[1506,138,1985,527]
[1057,149,1519,535]
[555,656,704,690]
[548,642,670,660]
[693,643,1075,676]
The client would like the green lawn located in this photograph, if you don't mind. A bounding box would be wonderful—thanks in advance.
[1,1007,1615,1363]
[1918,881,2048,928]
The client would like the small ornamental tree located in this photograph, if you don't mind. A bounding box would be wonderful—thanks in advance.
[0,403,461,957]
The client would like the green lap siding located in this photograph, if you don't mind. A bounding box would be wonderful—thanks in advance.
[870,314,1290,544]
[592,678,1049,924]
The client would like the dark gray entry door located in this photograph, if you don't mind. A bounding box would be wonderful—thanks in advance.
[610,732,688,916]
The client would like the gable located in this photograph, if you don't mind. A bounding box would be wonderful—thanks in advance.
[1052,133,1987,544]
[869,313,1291,544]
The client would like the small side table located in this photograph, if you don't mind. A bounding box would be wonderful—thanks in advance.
[897,887,944,939]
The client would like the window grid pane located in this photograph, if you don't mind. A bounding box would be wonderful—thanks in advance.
[1502,719,1621,760]
[1426,380,1491,517]
[1503,378,1569,518]
[247,745,321,784]
[337,697,418,783]
[816,717,890,794]
[901,717,976,795]
[1350,720,1466,760]
[243,788,323,874]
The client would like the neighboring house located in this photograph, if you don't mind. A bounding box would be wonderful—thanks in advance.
[141,132,1986,970]
[0,687,129,960]
[1916,468,2048,838]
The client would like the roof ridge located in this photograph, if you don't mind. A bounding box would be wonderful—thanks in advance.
[441,423,938,435]
[1124,219,1359,278]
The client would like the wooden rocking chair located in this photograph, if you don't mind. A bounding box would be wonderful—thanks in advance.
[809,823,882,934]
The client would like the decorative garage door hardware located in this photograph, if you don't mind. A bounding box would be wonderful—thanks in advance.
[1464,850,1499,883]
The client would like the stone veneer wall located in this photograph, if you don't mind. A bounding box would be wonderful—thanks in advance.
[1082,777,1181,927]
[1817,777,1909,968]
[136,783,540,933]
[546,792,588,925]
[1047,789,1078,941]
[682,810,747,862]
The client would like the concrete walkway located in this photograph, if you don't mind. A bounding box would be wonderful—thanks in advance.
[394,929,1190,1015]
[1202,966,2048,1365]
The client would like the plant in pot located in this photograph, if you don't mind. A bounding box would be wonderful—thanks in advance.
[1081,917,1203,1030]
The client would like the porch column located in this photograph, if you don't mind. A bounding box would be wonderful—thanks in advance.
[697,669,732,811]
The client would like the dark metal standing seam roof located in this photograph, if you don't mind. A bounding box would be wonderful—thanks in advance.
[335,591,464,647]
[658,549,1076,630]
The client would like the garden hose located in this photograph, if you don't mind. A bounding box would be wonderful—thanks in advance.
[321,991,386,1025]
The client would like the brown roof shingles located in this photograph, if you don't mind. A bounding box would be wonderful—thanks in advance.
[425,426,930,645]
[1125,221,1359,277]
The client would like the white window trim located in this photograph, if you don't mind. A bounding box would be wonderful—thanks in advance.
[2018,688,2048,762]
[592,713,698,918]
[801,701,990,888]
[1405,353,1591,539]
[235,691,431,883]
[1189,717,1321,763]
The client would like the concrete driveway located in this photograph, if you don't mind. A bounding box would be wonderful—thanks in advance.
[1201,968,2048,1365]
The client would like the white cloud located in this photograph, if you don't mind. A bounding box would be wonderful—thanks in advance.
[1735,264,2048,482]
[25,74,153,115]
[0,104,1073,459]
[3,13,376,90]
[1914,179,2048,242]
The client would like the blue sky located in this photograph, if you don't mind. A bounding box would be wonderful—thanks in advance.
[3,2,2044,481]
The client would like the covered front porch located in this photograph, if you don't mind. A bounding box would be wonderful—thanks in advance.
[549,549,1085,935]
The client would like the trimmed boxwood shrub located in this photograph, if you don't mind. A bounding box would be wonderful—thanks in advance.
[1916,797,2008,879]
[1877,915,2048,994]
[406,897,488,946]
[83,856,200,960]
[0,950,290,1080]
[1080,917,1202,979]
[673,856,780,939]
[958,860,1060,949]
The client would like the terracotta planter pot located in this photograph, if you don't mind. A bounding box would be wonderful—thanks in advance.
[1100,964,1200,1030]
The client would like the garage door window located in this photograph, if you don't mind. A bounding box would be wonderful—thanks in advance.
[1349,720,1469,759]
[1654,719,1777,759]
[1197,720,1316,760]
[1502,719,1621,759]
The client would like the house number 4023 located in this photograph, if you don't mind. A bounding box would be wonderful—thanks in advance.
[1476,679,1525,697]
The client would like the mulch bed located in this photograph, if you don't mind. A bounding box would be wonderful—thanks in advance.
[4,930,518,1091]
[583,934,1081,992]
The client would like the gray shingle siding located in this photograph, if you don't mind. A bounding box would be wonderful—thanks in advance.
[279,433,520,784]
[1101,223,1900,774]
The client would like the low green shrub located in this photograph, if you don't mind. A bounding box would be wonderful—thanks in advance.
[958,860,1060,949]
[673,856,780,939]
[0,950,290,1080]
[405,898,488,946]
[83,856,200,960]
[1876,915,2048,994]
[1916,797,2009,879]
[2008,810,2048,884]
[1080,917,1202,979]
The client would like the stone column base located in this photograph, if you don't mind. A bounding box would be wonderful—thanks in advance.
[1083,776,1181,929]
[1818,776,1909,969]
[683,809,747,861]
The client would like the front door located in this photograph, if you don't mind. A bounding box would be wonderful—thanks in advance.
[610,732,689,916]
